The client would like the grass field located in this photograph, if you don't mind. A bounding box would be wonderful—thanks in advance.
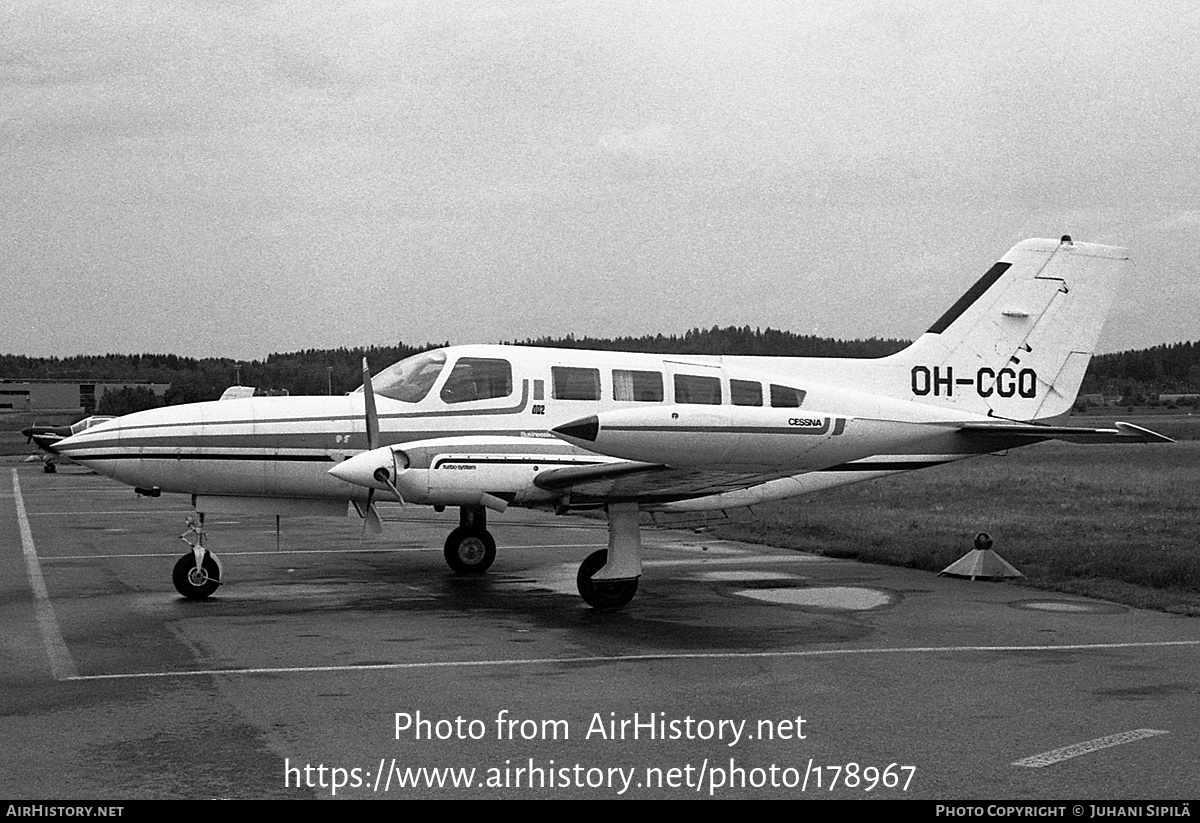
[711,423,1200,615]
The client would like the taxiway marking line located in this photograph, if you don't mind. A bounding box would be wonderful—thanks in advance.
[26,510,609,530]
[28,510,191,516]
[61,640,1200,682]
[11,470,79,681]
[42,548,449,560]
[38,547,818,563]
[39,545,610,561]
[1011,729,1169,767]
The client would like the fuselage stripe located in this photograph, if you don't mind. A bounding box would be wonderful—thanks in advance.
[603,423,837,436]
[57,453,336,463]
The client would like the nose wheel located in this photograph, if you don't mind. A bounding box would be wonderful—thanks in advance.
[173,512,221,599]
[172,551,221,599]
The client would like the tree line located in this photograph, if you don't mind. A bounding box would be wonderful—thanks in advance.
[2,331,1196,414]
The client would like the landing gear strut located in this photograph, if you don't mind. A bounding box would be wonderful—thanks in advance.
[576,502,642,610]
[444,505,496,574]
[173,513,222,599]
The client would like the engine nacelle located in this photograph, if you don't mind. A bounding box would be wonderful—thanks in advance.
[389,453,559,509]
[329,436,611,509]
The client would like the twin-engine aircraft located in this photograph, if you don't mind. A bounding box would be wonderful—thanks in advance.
[53,237,1170,608]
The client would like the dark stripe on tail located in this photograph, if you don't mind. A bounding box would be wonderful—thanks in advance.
[926,261,1011,334]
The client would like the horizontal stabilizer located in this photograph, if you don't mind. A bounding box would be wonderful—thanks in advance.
[957,420,1174,444]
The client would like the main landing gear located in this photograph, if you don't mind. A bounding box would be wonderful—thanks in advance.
[442,503,643,610]
[576,502,642,610]
[576,550,639,610]
[173,513,222,599]
[444,505,496,574]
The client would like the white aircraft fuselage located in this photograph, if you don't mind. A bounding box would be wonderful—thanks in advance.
[53,345,1010,513]
[51,238,1170,608]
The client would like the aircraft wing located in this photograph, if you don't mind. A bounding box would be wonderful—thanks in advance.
[532,419,1173,505]
[534,461,801,505]
[533,460,665,490]
[956,421,1174,444]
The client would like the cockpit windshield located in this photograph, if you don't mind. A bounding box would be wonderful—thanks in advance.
[366,349,448,403]
[70,416,115,435]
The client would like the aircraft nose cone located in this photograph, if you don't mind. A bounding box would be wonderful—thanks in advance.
[551,416,599,443]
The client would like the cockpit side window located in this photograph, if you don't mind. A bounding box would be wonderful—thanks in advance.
[371,350,448,403]
[440,357,513,404]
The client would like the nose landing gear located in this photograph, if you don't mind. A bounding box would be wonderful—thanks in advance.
[173,513,222,599]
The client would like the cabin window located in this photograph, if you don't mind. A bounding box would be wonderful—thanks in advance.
[552,366,601,400]
[613,369,663,402]
[674,374,721,405]
[770,384,807,408]
[372,349,447,403]
[440,357,513,404]
[730,379,763,407]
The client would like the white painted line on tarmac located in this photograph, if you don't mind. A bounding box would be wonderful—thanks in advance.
[42,546,812,563]
[11,470,79,681]
[29,510,190,517]
[40,544,607,561]
[25,511,609,531]
[62,640,1200,683]
[1012,729,1169,767]
[42,547,446,560]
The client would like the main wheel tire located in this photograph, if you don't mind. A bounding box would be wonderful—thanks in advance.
[443,527,496,574]
[172,552,221,599]
[576,549,639,610]
[43,463,56,474]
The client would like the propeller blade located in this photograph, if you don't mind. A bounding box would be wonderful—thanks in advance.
[361,488,383,535]
[362,358,379,451]
[358,359,386,534]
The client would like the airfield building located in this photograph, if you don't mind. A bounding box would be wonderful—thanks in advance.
[0,380,171,416]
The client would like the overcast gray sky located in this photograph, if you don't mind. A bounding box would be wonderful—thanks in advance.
[3,0,1197,359]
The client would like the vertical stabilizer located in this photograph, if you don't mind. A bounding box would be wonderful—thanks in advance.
[878,237,1128,421]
